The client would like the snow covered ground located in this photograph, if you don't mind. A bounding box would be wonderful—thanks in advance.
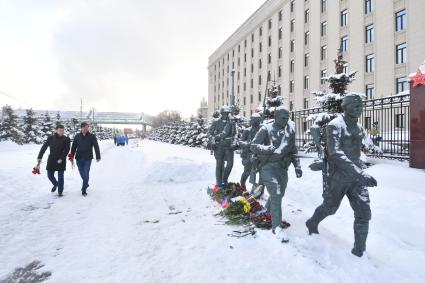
[0,139,424,282]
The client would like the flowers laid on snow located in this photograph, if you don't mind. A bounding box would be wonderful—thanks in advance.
[208,182,272,229]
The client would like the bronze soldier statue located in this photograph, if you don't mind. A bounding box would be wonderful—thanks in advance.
[251,106,302,242]
[208,106,235,186]
[238,113,261,189]
[306,94,378,257]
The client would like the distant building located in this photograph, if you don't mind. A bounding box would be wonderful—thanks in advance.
[197,97,208,119]
[208,0,425,118]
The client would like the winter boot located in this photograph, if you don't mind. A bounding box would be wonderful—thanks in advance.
[273,227,289,243]
[306,218,319,235]
[352,220,369,257]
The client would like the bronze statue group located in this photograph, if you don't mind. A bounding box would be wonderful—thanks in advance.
[208,90,377,257]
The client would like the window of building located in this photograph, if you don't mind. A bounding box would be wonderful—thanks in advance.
[290,60,295,73]
[342,63,348,74]
[290,1,294,13]
[251,48,254,58]
[366,54,375,72]
[320,69,327,85]
[304,98,309,109]
[244,39,247,48]
[304,76,309,89]
[289,80,295,93]
[395,114,405,128]
[268,19,272,30]
[304,53,310,67]
[305,9,310,23]
[341,36,349,52]
[244,53,247,62]
[396,42,407,64]
[304,31,310,45]
[251,79,253,88]
[366,84,374,99]
[321,0,327,13]
[268,36,272,47]
[258,75,262,85]
[267,71,271,81]
[365,24,374,43]
[278,28,283,40]
[341,9,348,27]
[396,77,408,94]
[259,42,262,52]
[290,40,295,52]
[259,59,262,69]
[278,66,282,77]
[268,53,272,64]
[251,33,255,42]
[289,101,294,111]
[258,92,262,101]
[395,9,406,32]
[321,21,327,37]
[321,45,327,61]
[259,27,263,37]
[244,68,247,76]
[290,19,295,32]
[278,47,283,59]
[251,64,254,72]
[279,10,283,21]
[365,0,374,14]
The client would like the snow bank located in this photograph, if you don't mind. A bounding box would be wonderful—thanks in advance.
[144,157,213,184]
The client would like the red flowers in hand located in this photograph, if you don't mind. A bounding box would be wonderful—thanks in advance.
[68,153,74,161]
[32,167,40,175]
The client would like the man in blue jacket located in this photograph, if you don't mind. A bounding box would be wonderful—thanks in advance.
[69,122,101,196]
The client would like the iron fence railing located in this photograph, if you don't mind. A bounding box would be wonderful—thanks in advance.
[291,94,410,160]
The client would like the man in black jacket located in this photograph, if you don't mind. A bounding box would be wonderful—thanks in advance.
[69,122,101,196]
[37,124,71,197]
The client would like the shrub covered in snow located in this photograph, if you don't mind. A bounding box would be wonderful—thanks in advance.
[148,120,209,148]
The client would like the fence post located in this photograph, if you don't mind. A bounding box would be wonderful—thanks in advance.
[409,64,425,169]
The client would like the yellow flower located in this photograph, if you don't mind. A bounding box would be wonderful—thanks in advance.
[239,198,251,214]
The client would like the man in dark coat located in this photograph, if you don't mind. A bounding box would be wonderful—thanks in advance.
[69,122,101,196]
[37,124,71,197]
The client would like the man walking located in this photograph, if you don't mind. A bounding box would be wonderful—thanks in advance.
[69,122,101,196]
[37,124,71,197]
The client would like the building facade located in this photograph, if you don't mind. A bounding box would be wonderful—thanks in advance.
[207,0,425,118]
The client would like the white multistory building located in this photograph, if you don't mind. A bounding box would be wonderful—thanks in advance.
[208,0,425,118]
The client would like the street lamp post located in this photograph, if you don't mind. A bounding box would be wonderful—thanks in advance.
[230,69,235,106]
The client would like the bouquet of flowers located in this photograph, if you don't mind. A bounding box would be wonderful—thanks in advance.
[208,182,272,230]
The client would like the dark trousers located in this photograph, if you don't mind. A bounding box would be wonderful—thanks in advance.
[47,170,64,194]
[213,147,234,185]
[309,179,371,252]
[76,159,92,192]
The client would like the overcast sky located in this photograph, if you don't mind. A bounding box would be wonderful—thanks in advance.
[0,0,265,117]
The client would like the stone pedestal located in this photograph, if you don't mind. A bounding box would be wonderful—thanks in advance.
[409,68,425,169]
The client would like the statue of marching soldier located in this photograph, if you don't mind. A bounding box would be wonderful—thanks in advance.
[251,106,302,242]
[208,106,236,186]
[306,94,377,257]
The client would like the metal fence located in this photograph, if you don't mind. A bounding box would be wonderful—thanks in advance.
[291,94,410,160]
